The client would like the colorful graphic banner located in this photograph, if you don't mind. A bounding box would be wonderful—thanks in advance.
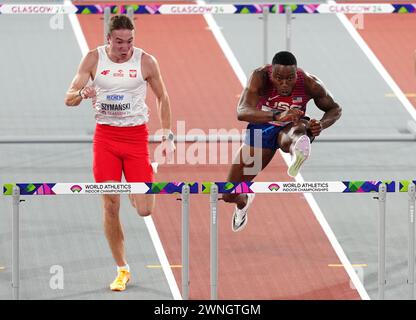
[1,3,415,15]
[2,181,401,195]
[3,182,198,195]
[398,180,416,192]
[201,181,396,193]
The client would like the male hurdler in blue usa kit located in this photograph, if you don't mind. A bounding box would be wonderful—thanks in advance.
[223,51,342,232]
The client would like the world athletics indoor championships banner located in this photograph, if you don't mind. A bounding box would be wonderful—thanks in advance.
[3,182,199,195]
[1,3,416,15]
[4,181,416,195]
[201,181,397,193]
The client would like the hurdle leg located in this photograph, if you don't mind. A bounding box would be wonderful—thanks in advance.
[285,5,292,52]
[181,185,190,300]
[127,6,134,22]
[12,186,21,300]
[210,184,219,300]
[377,183,387,300]
[262,6,269,65]
[408,183,416,299]
[104,7,111,44]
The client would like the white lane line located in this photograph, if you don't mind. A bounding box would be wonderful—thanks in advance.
[198,0,370,300]
[329,0,416,122]
[66,0,182,300]
[144,216,182,300]
[65,0,89,55]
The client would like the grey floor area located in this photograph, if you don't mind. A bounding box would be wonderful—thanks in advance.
[0,12,173,299]
[213,12,416,299]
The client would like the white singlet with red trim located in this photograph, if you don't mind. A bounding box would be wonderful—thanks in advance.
[92,46,148,127]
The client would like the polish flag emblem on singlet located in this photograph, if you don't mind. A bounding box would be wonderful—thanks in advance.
[129,70,137,78]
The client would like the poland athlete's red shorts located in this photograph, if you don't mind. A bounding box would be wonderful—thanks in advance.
[93,123,154,183]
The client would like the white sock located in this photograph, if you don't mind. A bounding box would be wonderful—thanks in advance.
[117,264,130,272]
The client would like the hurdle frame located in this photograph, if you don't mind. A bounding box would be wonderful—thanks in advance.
[205,180,410,300]
[5,182,196,300]
[5,180,416,300]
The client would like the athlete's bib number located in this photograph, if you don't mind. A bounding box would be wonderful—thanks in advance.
[99,93,133,117]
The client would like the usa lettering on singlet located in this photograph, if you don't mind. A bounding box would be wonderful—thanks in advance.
[257,66,312,127]
[92,46,148,127]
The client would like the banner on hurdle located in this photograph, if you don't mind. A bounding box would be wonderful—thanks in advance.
[2,182,198,195]
[1,3,416,15]
[399,180,416,192]
[202,180,396,194]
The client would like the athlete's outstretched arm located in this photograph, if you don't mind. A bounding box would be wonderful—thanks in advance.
[144,54,171,133]
[305,73,342,136]
[65,50,97,107]
[237,70,303,124]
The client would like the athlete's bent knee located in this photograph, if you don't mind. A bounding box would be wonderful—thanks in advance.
[136,208,153,217]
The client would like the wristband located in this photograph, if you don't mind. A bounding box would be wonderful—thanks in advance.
[162,131,174,142]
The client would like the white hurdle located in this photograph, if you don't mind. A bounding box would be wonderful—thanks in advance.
[204,180,410,300]
[5,182,196,300]
[4,180,416,300]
